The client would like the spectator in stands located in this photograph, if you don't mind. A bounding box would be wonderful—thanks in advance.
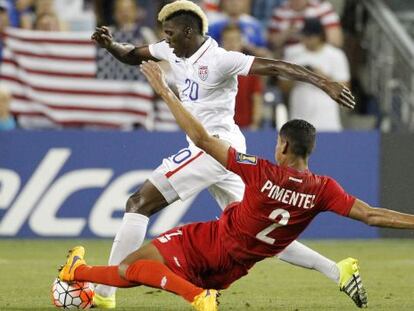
[14,0,35,29]
[113,0,144,32]
[208,0,270,57]
[0,0,8,27]
[221,24,263,129]
[279,18,350,131]
[201,0,220,13]
[34,0,54,15]
[34,0,67,30]
[0,86,16,131]
[2,0,16,27]
[268,0,343,57]
[34,12,60,31]
[96,0,157,81]
[251,0,285,27]
[10,0,56,30]
[53,0,95,31]
[12,0,93,31]
[0,0,9,63]
[200,0,221,23]
[95,0,155,29]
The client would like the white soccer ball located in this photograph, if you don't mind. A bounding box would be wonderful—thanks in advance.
[51,278,94,309]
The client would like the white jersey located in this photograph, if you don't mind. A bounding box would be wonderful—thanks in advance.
[148,37,254,151]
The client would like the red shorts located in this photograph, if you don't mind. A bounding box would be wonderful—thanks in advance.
[152,221,252,289]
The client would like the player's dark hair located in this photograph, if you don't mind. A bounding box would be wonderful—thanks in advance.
[279,119,316,157]
[165,10,203,35]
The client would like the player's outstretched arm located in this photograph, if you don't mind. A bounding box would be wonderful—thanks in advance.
[91,26,157,65]
[348,199,414,229]
[140,61,230,166]
[249,57,355,110]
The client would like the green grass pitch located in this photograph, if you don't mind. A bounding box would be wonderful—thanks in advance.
[0,239,413,310]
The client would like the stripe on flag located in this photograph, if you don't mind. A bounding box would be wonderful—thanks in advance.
[0,28,156,129]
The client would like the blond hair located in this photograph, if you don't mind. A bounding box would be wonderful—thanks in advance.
[158,0,208,35]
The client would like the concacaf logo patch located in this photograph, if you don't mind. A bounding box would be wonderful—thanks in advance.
[236,152,257,165]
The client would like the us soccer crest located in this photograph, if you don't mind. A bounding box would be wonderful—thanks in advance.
[198,65,208,81]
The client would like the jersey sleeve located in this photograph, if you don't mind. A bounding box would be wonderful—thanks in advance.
[320,178,355,216]
[148,40,171,61]
[217,50,255,77]
[226,147,263,185]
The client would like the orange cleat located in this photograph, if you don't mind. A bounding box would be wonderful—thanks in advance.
[58,246,86,282]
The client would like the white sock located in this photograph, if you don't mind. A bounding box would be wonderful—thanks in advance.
[276,240,340,284]
[95,213,149,297]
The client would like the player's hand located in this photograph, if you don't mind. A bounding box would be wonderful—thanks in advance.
[91,26,113,49]
[140,61,169,96]
[324,81,356,110]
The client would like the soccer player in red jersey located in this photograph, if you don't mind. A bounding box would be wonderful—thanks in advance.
[58,61,414,310]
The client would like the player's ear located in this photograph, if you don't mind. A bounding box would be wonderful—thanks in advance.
[282,140,289,155]
[184,26,192,38]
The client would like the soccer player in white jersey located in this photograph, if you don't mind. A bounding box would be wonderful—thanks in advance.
[91,0,361,308]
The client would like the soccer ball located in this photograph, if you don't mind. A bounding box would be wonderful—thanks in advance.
[51,278,94,309]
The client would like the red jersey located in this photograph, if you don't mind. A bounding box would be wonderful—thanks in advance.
[219,147,355,265]
[234,75,263,128]
[153,147,355,289]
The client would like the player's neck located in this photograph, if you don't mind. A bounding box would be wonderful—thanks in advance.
[281,157,309,172]
[186,36,207,57]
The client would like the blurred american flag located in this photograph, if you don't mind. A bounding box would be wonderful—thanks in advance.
[0,28,155,129]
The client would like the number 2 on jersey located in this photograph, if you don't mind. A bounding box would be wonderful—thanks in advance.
[182,79,199,100]
[157,229,183,243]
[256,208,290,245]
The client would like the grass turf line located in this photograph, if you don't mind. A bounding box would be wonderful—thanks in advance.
[0,239,413,310]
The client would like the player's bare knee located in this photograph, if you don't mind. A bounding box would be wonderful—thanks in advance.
[125,180,169,216]
[125,191,143,214]
[125,191,155,216]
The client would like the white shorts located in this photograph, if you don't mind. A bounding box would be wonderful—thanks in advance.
[149,144,245,210]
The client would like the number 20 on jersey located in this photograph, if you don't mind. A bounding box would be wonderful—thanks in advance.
[182,79,199,101]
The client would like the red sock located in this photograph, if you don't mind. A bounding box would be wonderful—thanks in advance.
[75,265,135,288]
[125,259,204,302]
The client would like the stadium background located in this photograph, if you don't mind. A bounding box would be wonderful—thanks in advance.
[2,129,414,239]
[0,130,380,239]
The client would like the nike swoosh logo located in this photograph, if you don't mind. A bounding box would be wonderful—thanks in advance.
[69,255,80,273]
[175,60,180,63]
